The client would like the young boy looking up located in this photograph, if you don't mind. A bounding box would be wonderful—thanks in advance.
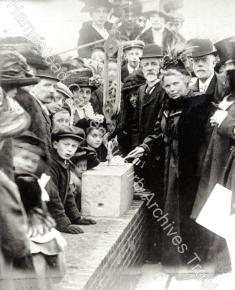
[46,125,96,234]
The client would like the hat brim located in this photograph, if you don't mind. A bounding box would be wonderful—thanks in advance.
[55,134,84,142]
[56,88,73,99]
[140,55,163,59]
[190,50,217,58]
[1,77,39,87]
[36,74,59,81]
[122,83,144,92]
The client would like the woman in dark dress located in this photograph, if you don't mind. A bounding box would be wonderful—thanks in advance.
[128,59,211,268]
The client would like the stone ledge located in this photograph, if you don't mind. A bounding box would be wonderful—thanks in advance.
[58,201,149,290]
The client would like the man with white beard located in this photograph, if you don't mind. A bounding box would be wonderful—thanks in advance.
[129,44,165,263]
[131,44,165,148]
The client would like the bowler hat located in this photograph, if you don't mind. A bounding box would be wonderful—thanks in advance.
[0,36,48,70]
[190,39,217,58]
[142,0,167,18]
[214,37,235,64]
[56,82,73,99]
[0,50,39,88]
[122,72,146,92]
[51,125,85,142]
[139,44,163,59]
[123,40,145,52]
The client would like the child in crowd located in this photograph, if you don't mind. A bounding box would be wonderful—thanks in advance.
[12,131,66,288]
[46,125,96,235]
[51,104,72,129]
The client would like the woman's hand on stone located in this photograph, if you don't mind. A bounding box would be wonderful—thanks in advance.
[125,147,145,159]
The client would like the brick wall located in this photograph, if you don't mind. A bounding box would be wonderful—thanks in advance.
[58,201,149,290]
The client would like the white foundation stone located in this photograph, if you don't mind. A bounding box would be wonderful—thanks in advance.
[81,164,134,217]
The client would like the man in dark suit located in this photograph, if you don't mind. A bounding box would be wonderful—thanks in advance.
[121,40,145,82]
[131,44,165,148]
[189,38,228,174]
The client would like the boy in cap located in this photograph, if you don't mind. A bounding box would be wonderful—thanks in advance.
[121,40,145,82]
[46,125,96,234]
[51,104,72,129]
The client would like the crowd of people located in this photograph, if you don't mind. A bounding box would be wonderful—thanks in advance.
[1,0,235,289]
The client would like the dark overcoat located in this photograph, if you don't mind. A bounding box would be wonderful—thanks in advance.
[77,21,106,58]
[46,150,81,231]
[131,82,165,148]
[140,93,214,266]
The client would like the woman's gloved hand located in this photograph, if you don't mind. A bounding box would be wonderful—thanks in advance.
[73,217,96,225]
[58,224,84,234]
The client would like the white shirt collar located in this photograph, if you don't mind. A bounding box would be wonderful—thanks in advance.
[198,73,215,93]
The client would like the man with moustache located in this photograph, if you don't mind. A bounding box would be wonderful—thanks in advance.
[130,44,165,262]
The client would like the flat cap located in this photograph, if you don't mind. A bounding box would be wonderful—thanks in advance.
[51,125,85,142]
[123,40,145,52]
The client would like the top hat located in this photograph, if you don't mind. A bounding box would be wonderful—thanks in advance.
[0,50,39,88]
[139,44,163,59]
[123,40,145,52]
[214,37,235,64]
[0,36,48,70]
[190,39,217,58]
[81,0,113,12]
[122,72,146,92]
[51,125,85,142]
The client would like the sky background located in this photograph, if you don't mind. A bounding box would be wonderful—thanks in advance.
[0,0,234,58]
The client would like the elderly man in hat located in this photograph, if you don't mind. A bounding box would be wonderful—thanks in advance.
[121,40,145,82]
[77,0,113,58]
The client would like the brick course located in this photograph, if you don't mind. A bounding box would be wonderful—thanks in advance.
[58,201,149,290]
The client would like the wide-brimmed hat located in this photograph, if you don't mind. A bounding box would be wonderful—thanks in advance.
[81,0,113,12]
[56,82,73,99]
[0,94,31,140]
[190,39,217,58]
[214,37,235,64]
[0,36,48,70]
[63,68,99,91]
[13,130,45,157]
[51,125,85,142]
[0,50,39,88]
[139,44,163,59]
[123,40,145,52]
[36,67,60,81]
[122,72,146,92]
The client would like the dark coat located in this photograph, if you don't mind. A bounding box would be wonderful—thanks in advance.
[131,82,165,148]
[15,88,52,157]
[191,102,235,219]
[138,28,185,53]
[46,150,81,230]
[77,21,106,58]
[0,171,35,289]
[141,93,214,265]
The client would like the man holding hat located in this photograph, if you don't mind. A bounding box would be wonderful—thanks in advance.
[121,40,145,82]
